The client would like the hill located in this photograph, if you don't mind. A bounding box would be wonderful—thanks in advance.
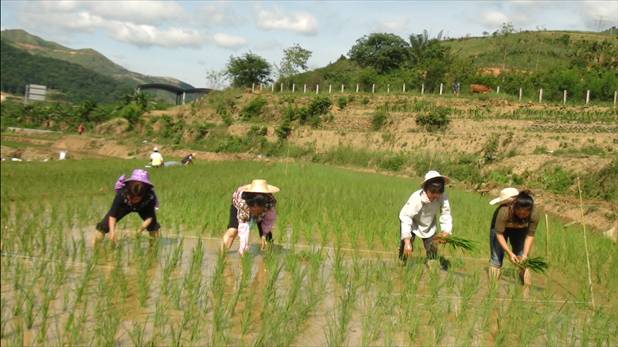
[0,40,133,103]
[442,30,618,72]
[1,29,192,89]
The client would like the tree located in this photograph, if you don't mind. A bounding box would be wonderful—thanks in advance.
[409,30,449,66]
[205,69,228,89]
[348,33,410,73]
[279,44,312,77]
[225,52,272,87]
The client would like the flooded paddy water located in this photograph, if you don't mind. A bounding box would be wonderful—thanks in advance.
[1,160,615,346]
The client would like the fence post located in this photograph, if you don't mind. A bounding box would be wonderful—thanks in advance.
[586,90,590,105]
[328,85,332,94]
[439,83,443,95]
[403,83,406,93]
[292,84,296,93]
[341,84,345,93]
[303,84,307,93]
[421,83,425,95]
[496,86,500,94]
[519,87,523,102]
[539,88,543,103]
[372,84,375,94]
[614,90,617,107]
[252,83,255,93]
[271,84,274,92]
[387,84,390,94]
[316,84,319,94]
[356,84,359,93]
[260,83,263,91]
[563,90,567,105]
[279,83,282,93]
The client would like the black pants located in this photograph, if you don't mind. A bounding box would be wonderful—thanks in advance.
[489,227,526,268]
[227,205,272,241]
[96,209,160,233]
[398,230,437,262]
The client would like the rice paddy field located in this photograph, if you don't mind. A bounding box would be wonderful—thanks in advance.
[1,159,616,346]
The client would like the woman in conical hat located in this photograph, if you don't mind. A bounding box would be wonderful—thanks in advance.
[94,169,160,245]
[222,179,279,255]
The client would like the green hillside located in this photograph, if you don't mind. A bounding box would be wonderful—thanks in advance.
[1,29,192,89]
[443,30,618,72]
[0,40,133,103]
[279,30,617,101]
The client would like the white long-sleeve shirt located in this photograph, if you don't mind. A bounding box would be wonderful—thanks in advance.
[399,189,452,240]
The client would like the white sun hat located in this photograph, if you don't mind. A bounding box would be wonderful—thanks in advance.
[421,170,450,186]
[489,187,519,205]
[240,179,280,193]
[153,147,159,152]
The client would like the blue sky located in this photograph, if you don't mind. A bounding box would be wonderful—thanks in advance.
[1,1,616,87]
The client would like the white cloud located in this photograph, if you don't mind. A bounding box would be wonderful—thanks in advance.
[212,33,247,49]
[479,10,510,28]
[87,1,185,24]
[109,23,204,48]
[12,0,204,48]
[256,8,318,35]
[373,17,411,33]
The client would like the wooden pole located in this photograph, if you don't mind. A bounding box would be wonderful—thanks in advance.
[421,83,425,95]
[586,90,590,105]
[341,84,345,93]
[303,84,306,93]
[252,83,255,93]
[539,88,543,103]
[439,83,443,95]
[316,84,319,94]
[613,90,617,107]
[545,214,550,258]
[280,83,283,93]
[292,84,296,93]
[328,84,332,94]
[496,86,500,94]
[372,84,375,94]
[403,83,406,93]
[563,90,567,105]
[271,84,274,92]
[387,84,390,94]
[577,177,595,309]
[519,87,523,102]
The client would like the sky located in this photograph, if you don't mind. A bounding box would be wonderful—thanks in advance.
[1,0,617,87]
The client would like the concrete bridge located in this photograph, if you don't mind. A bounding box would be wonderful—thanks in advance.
[136,84,212,105]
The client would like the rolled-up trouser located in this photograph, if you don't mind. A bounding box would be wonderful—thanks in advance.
[489,227,526,268]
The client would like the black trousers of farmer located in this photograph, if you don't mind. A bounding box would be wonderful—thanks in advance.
[398,225,437,262]
[227,205,272,241]
[96,207,160,233]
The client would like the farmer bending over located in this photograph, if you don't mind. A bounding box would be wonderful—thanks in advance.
[399,171,453,265]
[95,169,160,245]
[222,179,279,255]
[488,188,540,290]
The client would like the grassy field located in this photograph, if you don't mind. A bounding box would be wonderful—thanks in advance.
[1,159,616,346]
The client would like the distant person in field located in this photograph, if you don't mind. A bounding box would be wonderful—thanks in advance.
[222,179,279,255]
[181,153,195,165]
[488,188,540,290]
[94,169,160,246]
[77,123,85,135]
[399,171,453,266]
[150,147,164,168]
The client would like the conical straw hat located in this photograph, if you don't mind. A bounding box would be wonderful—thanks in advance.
[240,179,280,193]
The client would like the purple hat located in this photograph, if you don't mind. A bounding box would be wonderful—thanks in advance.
[126,169,153,187]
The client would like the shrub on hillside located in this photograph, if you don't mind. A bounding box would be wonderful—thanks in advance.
[337,96,348,110]
[416,106,451,131]
[240,97,268,120]
[275,118,292,140]
[308,96,332,116]
[371,109,388,131]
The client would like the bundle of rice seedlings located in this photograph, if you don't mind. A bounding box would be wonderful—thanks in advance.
[437,235,476,252]
[518,256,549,274]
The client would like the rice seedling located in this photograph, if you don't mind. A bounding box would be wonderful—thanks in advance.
[518,256,549,273]
[438,235,476,252]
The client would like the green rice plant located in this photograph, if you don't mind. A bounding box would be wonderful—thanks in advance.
[438,235,476,252]
[325,278,356,347]
[126,318,148,347]
[518,256,549,274]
